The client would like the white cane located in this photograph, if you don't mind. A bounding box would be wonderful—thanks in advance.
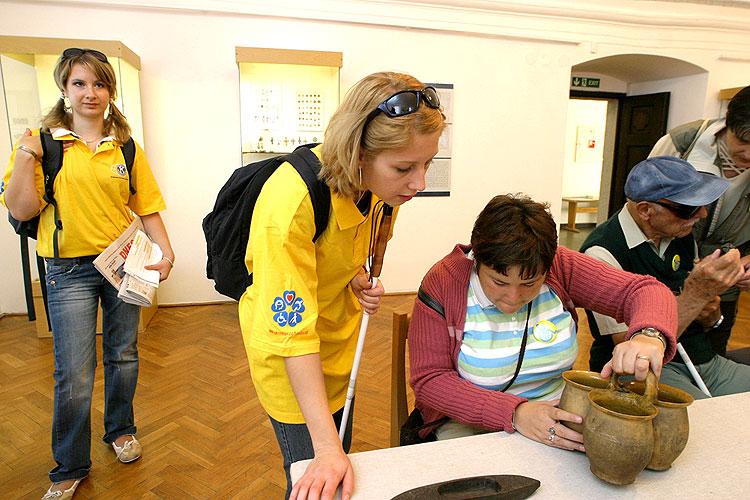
[339,204,394,441]
[676,343,712,397]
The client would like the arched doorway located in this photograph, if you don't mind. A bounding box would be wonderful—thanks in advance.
[562,54,708,228]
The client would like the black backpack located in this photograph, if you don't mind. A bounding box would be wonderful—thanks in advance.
[7,132,136,323]
[202,144,330,301]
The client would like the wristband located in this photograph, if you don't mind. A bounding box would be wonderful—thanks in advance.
[16,144,39,160]
[163,256,174,267]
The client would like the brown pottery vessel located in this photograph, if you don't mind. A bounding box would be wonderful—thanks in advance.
[620,379,693,470]
[559,370,610,432]
[583,372,658,485]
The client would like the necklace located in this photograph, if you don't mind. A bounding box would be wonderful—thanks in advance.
[84,135,104,144]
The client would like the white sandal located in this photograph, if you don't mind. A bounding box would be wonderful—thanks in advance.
[42,479,80,499]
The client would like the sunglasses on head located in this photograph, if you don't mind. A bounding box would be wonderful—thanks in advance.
[362,86,441,136]
[62,48,109,64]
[651,200,702,220]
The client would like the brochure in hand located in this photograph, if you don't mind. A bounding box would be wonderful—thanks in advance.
[93,218,161,306]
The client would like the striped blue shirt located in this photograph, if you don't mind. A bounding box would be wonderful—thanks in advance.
[457,266,577,401]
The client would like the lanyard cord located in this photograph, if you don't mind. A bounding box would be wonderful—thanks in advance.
[499,299,534,393]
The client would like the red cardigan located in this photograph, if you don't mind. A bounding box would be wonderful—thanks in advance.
[409,244,677,435]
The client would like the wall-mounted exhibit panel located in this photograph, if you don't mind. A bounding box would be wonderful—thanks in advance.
[236,47,342,162]
[0,36,144,146]
[418,83,453,197]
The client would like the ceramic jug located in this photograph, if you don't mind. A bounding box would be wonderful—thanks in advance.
[583,371,658,485]
[559,370,610,433]
[619,379,693,470]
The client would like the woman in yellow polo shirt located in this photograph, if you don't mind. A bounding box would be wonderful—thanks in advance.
[1,49,174,500]
[239,72,446,500]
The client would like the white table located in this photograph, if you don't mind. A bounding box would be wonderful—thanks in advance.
[291,392,750,499]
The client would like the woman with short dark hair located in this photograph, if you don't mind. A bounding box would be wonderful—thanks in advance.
[409,193,678,450]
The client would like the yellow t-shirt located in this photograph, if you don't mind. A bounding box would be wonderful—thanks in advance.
[239,148,397,423]
[1,129,165,257]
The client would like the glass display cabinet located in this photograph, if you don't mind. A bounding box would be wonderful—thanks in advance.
[236,47,342,164]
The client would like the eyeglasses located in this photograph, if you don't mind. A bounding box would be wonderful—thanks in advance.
[362,87,441,136]
[61,48,109,64]
[651,200,703,220]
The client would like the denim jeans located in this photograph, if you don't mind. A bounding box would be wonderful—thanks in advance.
[269,402,354,499]
[45,257,140,483]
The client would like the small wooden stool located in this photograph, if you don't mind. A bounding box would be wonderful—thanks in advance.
[562,197,599,232]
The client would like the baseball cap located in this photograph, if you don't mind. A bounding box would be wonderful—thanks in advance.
[624,156,730,206]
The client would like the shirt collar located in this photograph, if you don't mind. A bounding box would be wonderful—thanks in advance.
[618,205,673,258]
[51,127,114,146]
[331,191,366,230]
[466,250,496,310]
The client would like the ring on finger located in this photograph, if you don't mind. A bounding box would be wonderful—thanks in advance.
[548,434,555,443]
[637,354,651,361]
[548,424,556,435]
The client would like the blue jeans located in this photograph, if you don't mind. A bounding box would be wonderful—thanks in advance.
[269,402,354,499]
[45,257,140,483]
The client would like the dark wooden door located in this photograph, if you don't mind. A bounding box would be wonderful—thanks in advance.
[608,92,670,216]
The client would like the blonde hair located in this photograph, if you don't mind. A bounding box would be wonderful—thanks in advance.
[41,50,132,144]
[320,72,446,199]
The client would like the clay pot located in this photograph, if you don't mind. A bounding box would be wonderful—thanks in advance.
[583,372,658,485]
[620,379,693,471]
[559,371,610,433]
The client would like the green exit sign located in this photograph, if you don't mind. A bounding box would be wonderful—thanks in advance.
[572,77,600,88]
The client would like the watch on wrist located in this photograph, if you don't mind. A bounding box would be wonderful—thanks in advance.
[711,314,724,329]
[632,327,666,350]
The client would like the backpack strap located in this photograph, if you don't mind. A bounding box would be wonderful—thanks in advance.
[417,286,446,318]
[40,133,64,264]
[286,145,330,242]
[121,137,136,195]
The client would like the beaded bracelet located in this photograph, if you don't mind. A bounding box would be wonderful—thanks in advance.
[163,256,174,267]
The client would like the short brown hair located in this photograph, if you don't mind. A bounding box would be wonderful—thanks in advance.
[320,71,445,199]
[471,194,558,279]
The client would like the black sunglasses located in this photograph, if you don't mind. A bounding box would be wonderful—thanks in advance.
[62,48,109,64]
[362,87,441,136]
[651,200,702,220]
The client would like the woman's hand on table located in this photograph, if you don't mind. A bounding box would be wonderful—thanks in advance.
[290,444,354,500]
[349,269,384,314]
[513,400,585,452]
[602,334,665,381]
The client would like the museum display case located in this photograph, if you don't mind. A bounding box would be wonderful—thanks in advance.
[236,47,342,164]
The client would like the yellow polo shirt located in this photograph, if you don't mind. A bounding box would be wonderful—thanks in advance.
[239,147,397,423]
[1,129,165,257]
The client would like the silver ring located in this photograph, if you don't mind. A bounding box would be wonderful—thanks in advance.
[548,434,555,443]
[637,355,651,361]
[548,425,556,435]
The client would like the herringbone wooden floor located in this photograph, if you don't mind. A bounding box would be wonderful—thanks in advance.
[2,293,749,499]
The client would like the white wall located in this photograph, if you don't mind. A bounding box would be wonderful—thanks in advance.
[1,0,750,312]
[629,73,710,130]
[560,99,608,224]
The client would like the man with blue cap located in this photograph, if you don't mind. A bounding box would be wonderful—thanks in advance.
[580,156,750,399]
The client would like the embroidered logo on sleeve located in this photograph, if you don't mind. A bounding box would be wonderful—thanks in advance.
[0,179,5,195]
[271,290,306,327]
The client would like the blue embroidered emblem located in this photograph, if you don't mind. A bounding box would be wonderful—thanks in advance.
[272,290,305,327]
[0,179,5,195]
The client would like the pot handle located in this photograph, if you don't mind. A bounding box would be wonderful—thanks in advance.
[637,370,659,408]
[605,372,630,393]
